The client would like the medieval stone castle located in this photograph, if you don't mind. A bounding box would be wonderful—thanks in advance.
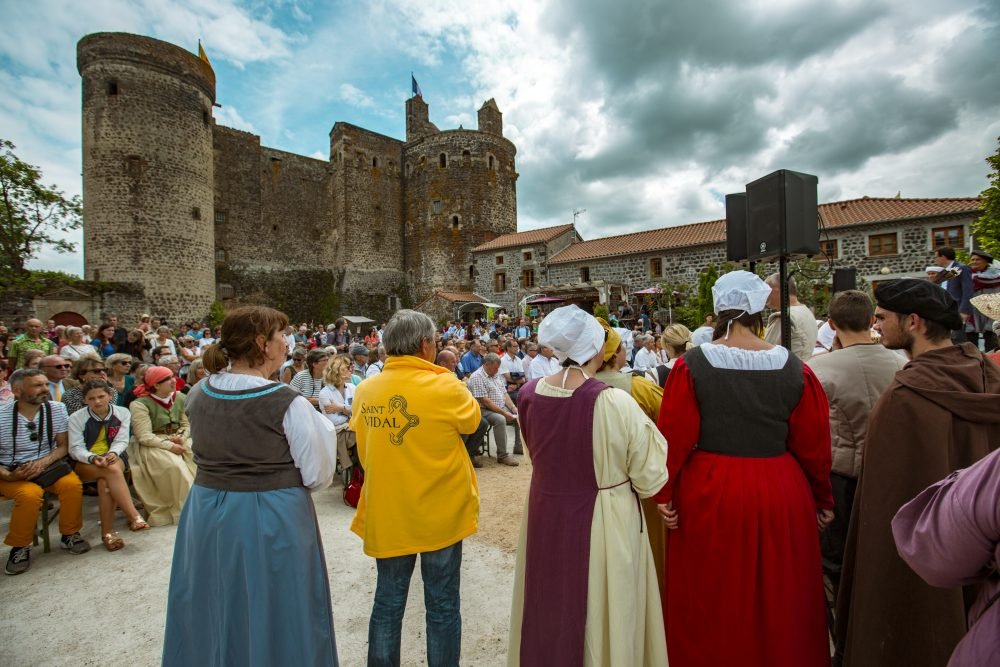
[77,32,517,323]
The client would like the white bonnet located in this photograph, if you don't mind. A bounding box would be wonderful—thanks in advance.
[538,305,606,365]
[712,270,771,315]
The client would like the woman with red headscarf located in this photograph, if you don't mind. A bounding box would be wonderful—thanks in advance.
[126,365,196,526]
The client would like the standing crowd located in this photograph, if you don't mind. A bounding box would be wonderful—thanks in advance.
[1,246,999,666]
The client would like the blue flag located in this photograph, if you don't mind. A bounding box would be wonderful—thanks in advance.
[411,74,422,98]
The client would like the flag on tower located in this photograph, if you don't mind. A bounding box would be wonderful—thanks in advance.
[198,39,211,66]
[411,74,423,98]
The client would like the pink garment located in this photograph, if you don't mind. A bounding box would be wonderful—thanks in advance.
[892,448,1000,667]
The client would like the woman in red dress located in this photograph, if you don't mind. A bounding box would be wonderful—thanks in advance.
[654,270,834,667]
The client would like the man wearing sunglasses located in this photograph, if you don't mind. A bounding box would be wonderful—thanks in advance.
[39,355,71,402]
[0,369,91,575]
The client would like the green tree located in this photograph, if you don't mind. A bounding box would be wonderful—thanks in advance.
[972,136,1000,258]
[0,139,82,275]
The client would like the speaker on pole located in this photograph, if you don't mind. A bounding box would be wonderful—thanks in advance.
[746,169,819,261]
[725,193,748,261]
[832,267,857,293]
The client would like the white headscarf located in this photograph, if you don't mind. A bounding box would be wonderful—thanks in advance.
[538,305,605,365]
[712,270,771,315]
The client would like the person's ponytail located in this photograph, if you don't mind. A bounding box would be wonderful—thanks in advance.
[202,343,228,374]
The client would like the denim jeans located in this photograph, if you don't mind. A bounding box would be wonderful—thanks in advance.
[368,541,462,667]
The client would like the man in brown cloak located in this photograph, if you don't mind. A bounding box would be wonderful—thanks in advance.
[835,278,1000,666]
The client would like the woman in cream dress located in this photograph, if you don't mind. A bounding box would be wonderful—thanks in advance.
[127,365,196,526]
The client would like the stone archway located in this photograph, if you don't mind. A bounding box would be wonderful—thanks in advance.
[51,311,88,327]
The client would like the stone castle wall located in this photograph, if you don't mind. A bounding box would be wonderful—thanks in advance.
[329,124,408,319]
[78,32,518,325]
[403,130,518,303]
[78,33,216,322]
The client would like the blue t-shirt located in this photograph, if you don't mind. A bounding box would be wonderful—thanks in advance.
[460,351,483,377]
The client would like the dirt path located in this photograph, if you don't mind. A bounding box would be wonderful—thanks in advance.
[0,426,531,666]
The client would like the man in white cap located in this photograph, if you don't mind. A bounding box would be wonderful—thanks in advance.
[508,305,668,666]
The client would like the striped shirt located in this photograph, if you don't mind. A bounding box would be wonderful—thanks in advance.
[0,400,69,467]
[290,370,325,410]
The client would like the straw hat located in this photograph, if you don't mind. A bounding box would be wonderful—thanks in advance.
[970,293,1000,321]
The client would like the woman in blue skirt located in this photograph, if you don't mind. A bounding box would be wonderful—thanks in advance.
[163,306,340,666]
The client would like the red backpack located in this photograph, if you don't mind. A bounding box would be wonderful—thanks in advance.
[343,466,364,508]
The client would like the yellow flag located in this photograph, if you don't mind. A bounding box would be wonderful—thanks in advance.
[198,39,211,65]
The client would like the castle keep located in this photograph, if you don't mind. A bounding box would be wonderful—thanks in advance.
[77,32,517,324]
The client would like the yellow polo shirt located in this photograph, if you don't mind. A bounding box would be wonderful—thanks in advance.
[350,354,482,558]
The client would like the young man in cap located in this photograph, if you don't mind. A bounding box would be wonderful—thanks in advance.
[969,249,1000,351]
[835,278,1000,667]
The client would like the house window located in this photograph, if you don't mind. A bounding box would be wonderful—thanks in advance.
[432,200,442,214]
[819,239,839,259]
[931,225,963,250]
[217,283,235,299]
[495,255,504,265]
[107,81,118,95]
[649,257,663,278]
[522,269,536,289]
[191,206,201,220]
[488,155,495,170]
[439,153,447,168]
[215,249,226,262]
[451,215,460,229]
[523,251,532,261]
[214,210,227,224]
[580,267,591,282]
[868,233,898,256]
[495,272,507,292]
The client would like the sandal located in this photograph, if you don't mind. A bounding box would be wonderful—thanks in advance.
[102,532,125,552]
[128,516,150,532]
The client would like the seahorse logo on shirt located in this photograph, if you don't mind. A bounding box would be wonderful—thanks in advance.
[388,395,419,445]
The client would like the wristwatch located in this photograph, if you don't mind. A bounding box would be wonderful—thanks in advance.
[88,455,96,464]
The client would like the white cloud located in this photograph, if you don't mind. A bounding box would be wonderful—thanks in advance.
[339,83,376,109]
[214,105,258,134]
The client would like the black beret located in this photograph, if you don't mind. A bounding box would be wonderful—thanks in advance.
[971,249,994,264]
[875,278,962,330]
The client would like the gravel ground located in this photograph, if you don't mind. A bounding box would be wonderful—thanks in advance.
[0,425,531,667]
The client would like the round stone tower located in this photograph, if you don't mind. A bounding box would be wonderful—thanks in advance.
[78,33,216,322]
[403,98,517,299]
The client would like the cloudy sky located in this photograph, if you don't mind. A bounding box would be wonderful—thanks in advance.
[3,0,998,275]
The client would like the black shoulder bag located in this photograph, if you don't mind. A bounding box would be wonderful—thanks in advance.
[9,401,73,487]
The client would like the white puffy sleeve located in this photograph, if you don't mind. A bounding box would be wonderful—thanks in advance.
[283,395,338,490]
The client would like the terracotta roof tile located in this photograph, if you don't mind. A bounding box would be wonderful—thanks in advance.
[549,197,980,264]
[471,224,575,252]
[427,291,488,303]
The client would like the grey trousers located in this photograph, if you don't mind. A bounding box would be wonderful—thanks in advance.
[482,410,521,458]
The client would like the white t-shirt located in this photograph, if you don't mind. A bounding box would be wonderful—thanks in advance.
[528,354,561,380]
[633,347,658,372]
[500,353,524,380]
[318,383,355,427]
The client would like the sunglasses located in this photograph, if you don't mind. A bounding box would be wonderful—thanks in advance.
[44,364,71,369]
[116,360,132,365]
[25,421,38,442]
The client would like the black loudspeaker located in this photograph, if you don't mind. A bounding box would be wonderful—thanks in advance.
[746,169,819,261]
[725,193,748,261]
[832,268,857,293]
